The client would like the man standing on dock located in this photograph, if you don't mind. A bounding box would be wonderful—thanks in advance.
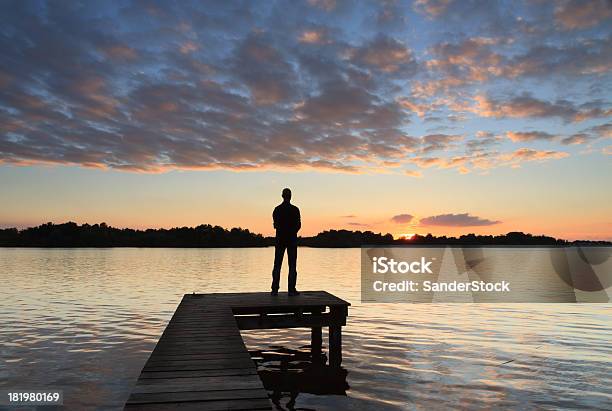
[271,188,301,296]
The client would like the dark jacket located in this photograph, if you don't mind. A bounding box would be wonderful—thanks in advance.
[273,202,301,240]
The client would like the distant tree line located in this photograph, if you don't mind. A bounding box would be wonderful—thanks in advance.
[399,232,567,246]
[0,222,608,247]
[403,232,611,246]
[300,229,395,247]
[0,222,269,247]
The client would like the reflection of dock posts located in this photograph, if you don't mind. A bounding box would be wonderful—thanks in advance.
[311,308,322,363]
[329,305,347,367]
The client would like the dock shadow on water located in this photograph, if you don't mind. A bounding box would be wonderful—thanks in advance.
[249,345,349,411]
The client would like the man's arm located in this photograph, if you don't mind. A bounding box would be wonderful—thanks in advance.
[295,208,301,233]
[273,207,278,229]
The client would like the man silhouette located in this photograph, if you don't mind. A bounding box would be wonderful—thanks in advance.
[271,188,301,296]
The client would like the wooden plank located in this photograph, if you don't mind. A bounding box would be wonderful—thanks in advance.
[163,323,240,328]
[152,346,247,354]
[152,343,247,353]
[139,369,258,379]
[145,359,253,368]
[148,347,248,356]
[235,312,346,330]
[157,334,243,341]
[143,359,254,371]
[132,375,264,393]
[142,364,255,373]
[153,338,245,346]
[144,357,254,367]
[128,389,270,404]
[193,290,348,301]
[125,398,273,410]
[147,352,253,362]
[155,337,245,345]
[151,347,247,355]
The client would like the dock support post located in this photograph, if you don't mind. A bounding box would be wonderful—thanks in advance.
[329,325,342,367]
[329,305,345,367]
[311,308,323,363]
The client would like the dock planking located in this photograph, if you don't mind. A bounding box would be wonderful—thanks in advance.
[124,291,350,410]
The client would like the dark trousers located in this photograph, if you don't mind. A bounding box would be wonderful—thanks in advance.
[271,238,297,292]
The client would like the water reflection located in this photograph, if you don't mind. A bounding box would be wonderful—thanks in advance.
[249,345,349,410]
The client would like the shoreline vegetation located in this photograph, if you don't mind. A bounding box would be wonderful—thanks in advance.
[0,222,609,248]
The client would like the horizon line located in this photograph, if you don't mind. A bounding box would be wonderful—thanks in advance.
[2,220,611,243]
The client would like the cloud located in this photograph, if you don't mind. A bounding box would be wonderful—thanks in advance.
[348,221,370,227]
[421,133,462,153]
[587,122,612,138]
[297,81,380,124]
[506,128,608,146]
[561,133,593,145]
[426,37,504,85]
[406,156,443,171]
[506,38,612,77]
[349,35,417,74]
[398,98,428,117]
[413,0,452,17]
[391,214,414,224]
[504,123,611,145]
[299,30,326,44]
[501,148,569,164]
[506,131,557,142]
[466,131,502,153]
[420,35,612,96]
[471,94,611,122]
[404,169,423,178]
[179,41,199,54]
[407,144,570,175]
[100,44,138,60]
[554,0,612,30]
[232,33,297,105]
[420,213,501,227]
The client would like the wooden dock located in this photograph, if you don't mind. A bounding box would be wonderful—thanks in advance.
[124,291,350,410]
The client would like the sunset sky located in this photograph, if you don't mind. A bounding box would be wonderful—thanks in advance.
[1,0,611,240]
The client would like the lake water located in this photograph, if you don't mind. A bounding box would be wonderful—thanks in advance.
[0,248,610,410]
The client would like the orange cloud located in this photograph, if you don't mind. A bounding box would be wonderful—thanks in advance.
[299,30,326,44]
[502,148,569,163]
[506,131,557,142]
[420,213,501,227]
[398,98,428,117]
[179,41,199,54]
[470,94,611,122]
[404,170,423,178]
[413,0,452,17]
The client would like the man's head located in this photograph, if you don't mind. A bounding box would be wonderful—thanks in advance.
[282,188,292,202]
